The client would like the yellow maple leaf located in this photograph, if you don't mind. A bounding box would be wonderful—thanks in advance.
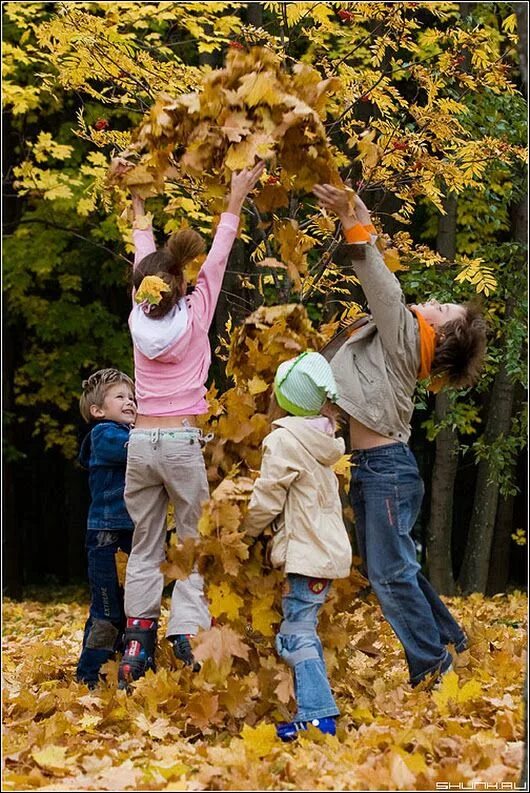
[432,669,483,714]
[134,275,170,306]
[383,247,407,272]
[241,722,279,757]
[192,625,250,666]
[32,745,70,774]
[114,549,128,588]
[332,454,352,478]
[356,129,382,169]
[251,593,281,636]
[208,582,244,621]
[247,375,269,396]
[237,71,282,107]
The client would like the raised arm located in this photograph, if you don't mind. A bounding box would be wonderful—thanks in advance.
[131,194,156,268]
[109,155,156,268]
[313,184,414,355]
[192,161,265,328]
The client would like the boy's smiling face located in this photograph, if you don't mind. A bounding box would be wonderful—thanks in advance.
[90,383,137,425]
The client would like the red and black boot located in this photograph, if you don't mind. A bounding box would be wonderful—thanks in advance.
[118,618,157,690]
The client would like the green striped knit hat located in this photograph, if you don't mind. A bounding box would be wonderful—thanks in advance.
[274,351,339,417]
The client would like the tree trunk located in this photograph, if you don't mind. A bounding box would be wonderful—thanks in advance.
[246,2,263,27]
[459,187,527,593]
[514,3,528,97]
[427,393,459,594]
[426,194,458,594]
[458,360,515,593]
[486,485,515,595]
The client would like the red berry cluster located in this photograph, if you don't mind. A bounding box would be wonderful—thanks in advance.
[93,118,109,131]
[266,175,280,185]
[338,9,355,23]
[229,41,245,50]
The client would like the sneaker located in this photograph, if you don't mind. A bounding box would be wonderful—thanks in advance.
[276,716,336,742]
[169,634,201,672]
[118,618,157,690]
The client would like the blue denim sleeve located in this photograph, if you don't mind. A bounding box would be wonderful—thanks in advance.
[90,423,129,466]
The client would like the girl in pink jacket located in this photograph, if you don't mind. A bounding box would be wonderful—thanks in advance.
[118,162,264,688]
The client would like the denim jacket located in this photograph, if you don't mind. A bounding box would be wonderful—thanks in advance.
[79,420,134,531]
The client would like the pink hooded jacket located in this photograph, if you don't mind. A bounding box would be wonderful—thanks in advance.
[129,213,239,416]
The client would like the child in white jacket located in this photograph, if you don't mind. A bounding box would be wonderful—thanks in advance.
[245,351,352,741]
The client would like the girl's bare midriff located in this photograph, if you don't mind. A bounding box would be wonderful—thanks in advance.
[349,415,395,450]
[135,414,198,429]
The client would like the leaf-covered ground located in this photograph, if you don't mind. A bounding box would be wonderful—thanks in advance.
[2,587,526,791]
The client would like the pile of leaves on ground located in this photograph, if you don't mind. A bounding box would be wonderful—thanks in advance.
[2,587,526,791]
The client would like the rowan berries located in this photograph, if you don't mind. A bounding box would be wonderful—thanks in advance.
[94,118,109,131]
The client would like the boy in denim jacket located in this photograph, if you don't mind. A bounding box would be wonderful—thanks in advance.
[76,369,136,687]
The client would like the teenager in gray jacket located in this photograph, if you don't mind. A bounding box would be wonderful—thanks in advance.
[313,183,487,688]
[245,352,352,740]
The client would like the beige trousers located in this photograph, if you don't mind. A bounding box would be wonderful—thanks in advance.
[124,428,211,637]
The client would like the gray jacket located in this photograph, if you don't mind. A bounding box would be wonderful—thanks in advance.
[329,242,421,443]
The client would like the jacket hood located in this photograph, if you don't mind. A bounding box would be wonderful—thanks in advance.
[129,297,190,361]
[78,420,125,468]
[78,430,92,469]
[272,416,345,466]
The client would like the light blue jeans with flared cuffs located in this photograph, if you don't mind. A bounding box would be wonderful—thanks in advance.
[276,573,339,722]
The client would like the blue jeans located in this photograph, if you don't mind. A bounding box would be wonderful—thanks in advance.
[350,443,467,686]
[76,530,132,685]
[276,574,339,722]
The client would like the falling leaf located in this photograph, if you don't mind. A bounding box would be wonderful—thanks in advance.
[114,550,128,588]
[192,625,250,666]
[208,582,244,621]
[251,593,281,636]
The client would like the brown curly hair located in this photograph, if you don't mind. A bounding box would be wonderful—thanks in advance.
[431,302,487,388]
[132,229,206,319]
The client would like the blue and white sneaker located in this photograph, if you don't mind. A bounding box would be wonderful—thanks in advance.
[276,716,336,742]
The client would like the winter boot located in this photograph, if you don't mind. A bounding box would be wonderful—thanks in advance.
[276,716,336,742]
[168,634,201,672]
[118,618,157,690]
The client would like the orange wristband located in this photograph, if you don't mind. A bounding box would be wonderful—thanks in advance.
[363,223,377,235]
[344,223,371,243]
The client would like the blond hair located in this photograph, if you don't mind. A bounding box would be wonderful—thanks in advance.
[79,368,134,423]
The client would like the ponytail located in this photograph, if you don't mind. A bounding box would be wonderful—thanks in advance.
[133,229,205,319]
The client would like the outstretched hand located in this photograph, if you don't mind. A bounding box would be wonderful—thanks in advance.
[313,183,373,228]
[109,154,134,180]
[312,183,353,221]
[226,161,266,214]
